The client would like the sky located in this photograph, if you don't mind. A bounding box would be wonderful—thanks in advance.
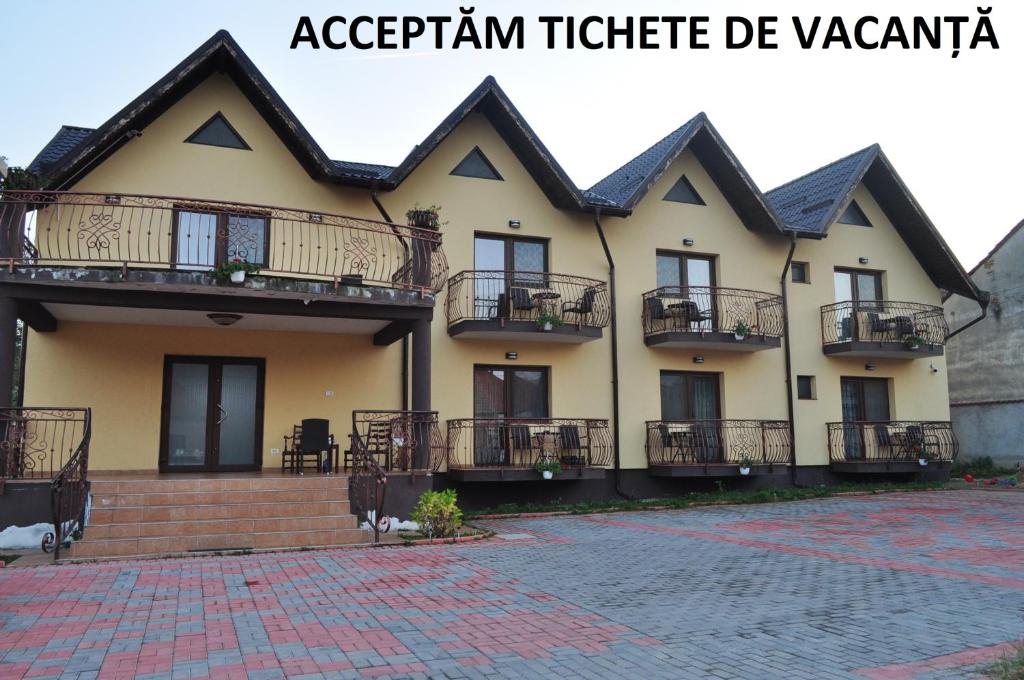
[2,1,1020,270]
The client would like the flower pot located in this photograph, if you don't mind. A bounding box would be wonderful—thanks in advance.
[230,270,246,284]
[739,467,751,476]
[734,333,746,341]
[542,470,554,480]
[918,458,928,467]
[542,322,554,332]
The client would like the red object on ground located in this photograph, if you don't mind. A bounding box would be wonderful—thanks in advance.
[964,474,974,483]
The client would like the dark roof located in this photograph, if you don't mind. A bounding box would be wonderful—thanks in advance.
[584,114,783,233]
[385,76,584,210]
[767,145,982,300]
[26,126,95,176]
[332,160,394,181]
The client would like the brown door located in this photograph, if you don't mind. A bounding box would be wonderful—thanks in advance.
[159,356,265,472]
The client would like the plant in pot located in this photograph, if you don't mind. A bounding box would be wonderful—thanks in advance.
[534,458,562,480]
[903,334,926,351]
[212,258,260,284]
[738,454,754,476]
[915,447,933,467]
[405,204,444,231]
[733,319,752,341]
[536,311,562,332]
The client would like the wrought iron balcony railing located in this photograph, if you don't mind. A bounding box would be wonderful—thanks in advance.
[349,410,446,473]
[446,271,610,328]
[446,418,612,470]
[0,190,448,292]
[827,421,958,464]
[642,286,785,339]
[0,407,92,560]
[821,300,948,348]
[646,420,791,467]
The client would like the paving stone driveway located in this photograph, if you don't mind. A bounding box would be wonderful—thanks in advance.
[1,490,1022,680]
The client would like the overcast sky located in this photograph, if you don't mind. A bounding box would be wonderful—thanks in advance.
[2,1,1019,269]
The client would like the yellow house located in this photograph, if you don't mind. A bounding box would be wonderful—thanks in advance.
[0,31,985,558]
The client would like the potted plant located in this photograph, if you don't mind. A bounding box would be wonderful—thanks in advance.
[534,458,562,480]
[738,455,754,476]
[212,258,260,284]
[903,334,926,350]
[406,204,444,231]
[536,312,562,332]
[916,447,932,467]
[733,320,752,341]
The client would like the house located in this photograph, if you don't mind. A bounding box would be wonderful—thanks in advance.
[944,220,1024,470]
[0,30,984,560]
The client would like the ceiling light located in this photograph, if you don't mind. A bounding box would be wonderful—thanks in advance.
[208,313,243,327]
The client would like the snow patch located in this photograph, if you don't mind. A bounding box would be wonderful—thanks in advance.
[361,511,419,532]
[0,523,52,550]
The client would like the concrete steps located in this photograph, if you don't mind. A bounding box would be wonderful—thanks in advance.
[69,474,366,560]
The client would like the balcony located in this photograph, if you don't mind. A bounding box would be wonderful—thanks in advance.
[445,418,612,481]
[642,286,784,351]
[0,190,448,299]
[821,301,947,359]
[446,271,609,342]
[646,420,791,477]
[348,410,446,473]
[827,421,958,473]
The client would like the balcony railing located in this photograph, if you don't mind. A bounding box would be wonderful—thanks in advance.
[642,286,785,339]
[446,418,612,470]
[827,421,958,465]
[646,420,791,467]
[821,300,948,348]
[0,190,448,292]
[349,410,446,473]
[446,271,610,328]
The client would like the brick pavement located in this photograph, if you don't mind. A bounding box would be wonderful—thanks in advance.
[0,490,1021,679]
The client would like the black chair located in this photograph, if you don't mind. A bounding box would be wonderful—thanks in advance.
[562,288,596,323]
[283,418,334,473]
[693,422,722,463]
[508,287,536,319]
[558,424,585,466]
[498,424,535,466]
[646,296,667,322]
[675,300,712,328]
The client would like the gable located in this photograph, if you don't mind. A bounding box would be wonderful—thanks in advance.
[450,146,503,180]
[662,174,705,205]
[185,112,251,150]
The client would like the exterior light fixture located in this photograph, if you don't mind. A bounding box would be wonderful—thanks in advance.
[858,257,870,265]
[682,238,695,247]
[693,355,705,364]
[208,313,243,327]
[505,351,518,360]
[864,362,876,371]
[929,362,939,374]
[508,219,521,229]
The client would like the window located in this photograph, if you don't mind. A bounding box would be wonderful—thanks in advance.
[184,112,251,150]
[473,235,549,318]
[834,268,882,303]
[451,146,503,180]
[473,366,549,419]
[838,200,872,227]
[660,371,720,421]
[656,251,715,289]
[174,210,268,270]
[791,262,810,284]
[662,174,705,205]
[797,376,816,400]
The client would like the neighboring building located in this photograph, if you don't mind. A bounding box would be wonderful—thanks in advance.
[945,221,1024,469]
[0,31,985,558]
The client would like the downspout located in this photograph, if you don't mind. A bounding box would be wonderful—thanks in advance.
[947,291,990,339]
[371,190,409,411]
[592,209,629,499]
[779,233,798,485]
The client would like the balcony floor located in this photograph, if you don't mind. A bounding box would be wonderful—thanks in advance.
[823,341,944,359]
[648,463,785,478]
[645,332,781,352]
[448,319,602,343]
[447,466,607,482]
[831,460,951,474]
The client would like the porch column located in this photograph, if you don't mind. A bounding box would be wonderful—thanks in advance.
[0,296,17,407]
[410,319,431,469]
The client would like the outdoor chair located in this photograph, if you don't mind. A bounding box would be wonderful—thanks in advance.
[558,424,586,466]
[891,424,940,459]
[562,288,596,324]
[499,424,534,466]
[674,299,712,329]
[693,422,722,463]
[283,418,336,473]
[508,287,537,320]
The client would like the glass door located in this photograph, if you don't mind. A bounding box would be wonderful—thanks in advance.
[161,356,265,471]
[174,211,268,272]
[473,366,549,465]
[840,377,890,459]
[474,235,548,320]
[660,371,721,462]
[834,269,882,341]
[656,251,716,330]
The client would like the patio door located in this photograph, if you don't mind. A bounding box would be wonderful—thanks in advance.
[840,377,890,460]
[160,356,265,472]
[472,366,549,464]
[656,251,715,330]
[173,210,269,272]
[660,371,721,461]
[834,269,882,341]
[473,235,548,319]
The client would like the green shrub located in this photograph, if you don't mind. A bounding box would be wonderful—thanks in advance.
[951,456,1018,478]
[410,489,463,538]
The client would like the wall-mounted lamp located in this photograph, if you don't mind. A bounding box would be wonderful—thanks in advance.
[682,238,695,247]
[864,362,876,371]
[505,351,518,360]
[693,355,705,364]
[208,313,243,327]
[858,257,870,265]
[508,219,521,229]
[929,362,939,374]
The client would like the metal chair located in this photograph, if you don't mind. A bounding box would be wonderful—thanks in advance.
[283,418,335,473]
[558,424,586,466]
[508,287,536,320]
[562,288,596,324]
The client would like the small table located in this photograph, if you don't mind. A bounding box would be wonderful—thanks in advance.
[531,291,561,315]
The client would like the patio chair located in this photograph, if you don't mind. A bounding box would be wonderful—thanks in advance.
[283,418,334,473]
[499,424,535,466]
[508,287,537,320]
[675,299,712,329]
[693,422,722,463]
[558,424,586,466]
[562,288,596,324]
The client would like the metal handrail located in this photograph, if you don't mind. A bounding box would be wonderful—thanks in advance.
[645,419,791,470]
[446,270,610,328]
[821,300,948,346]
[827,420,958,464]
[642,286,785,338]
[446,417,612,469]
